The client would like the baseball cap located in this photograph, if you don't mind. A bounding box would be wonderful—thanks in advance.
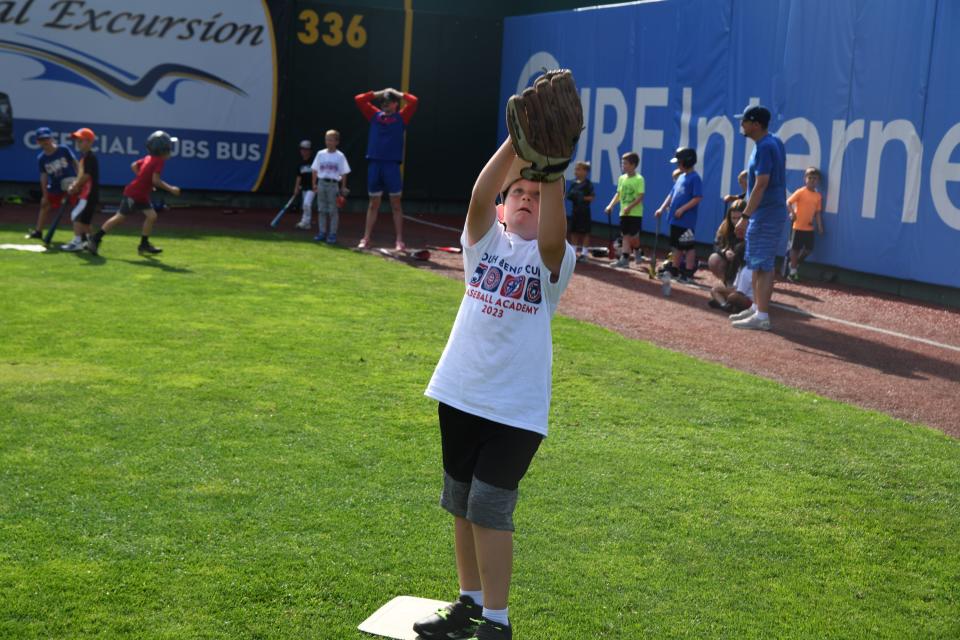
[69,127,96,142]
[299,139,311,149]
[735,105,771,127]
[35,126,53,139]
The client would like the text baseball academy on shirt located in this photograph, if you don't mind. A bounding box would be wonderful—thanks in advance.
[467,251,543,316]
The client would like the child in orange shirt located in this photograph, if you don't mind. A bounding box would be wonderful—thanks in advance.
[786,167,823,281]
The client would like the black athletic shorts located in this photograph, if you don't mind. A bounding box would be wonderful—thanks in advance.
[670,224,696,250]
[118,196,151,215]
[74,197,99,225]
[620,215,643,236]
[439,402,543,490]
[792,230,816,252]
[569,209,592,234]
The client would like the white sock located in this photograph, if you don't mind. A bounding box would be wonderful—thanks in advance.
[460,589,483,606]
[73,234,82,242]
[750,304,758,312]
[482,607,509,626]
[755,311,769,320]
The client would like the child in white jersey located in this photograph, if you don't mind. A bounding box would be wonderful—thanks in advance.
[308,129,350,244]
[417,139,576,640]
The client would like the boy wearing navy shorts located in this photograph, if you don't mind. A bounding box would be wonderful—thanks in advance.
[87,131,180,256]
[354,87,418,251]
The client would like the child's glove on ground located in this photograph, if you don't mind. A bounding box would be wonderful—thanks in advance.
[506,69,584,182]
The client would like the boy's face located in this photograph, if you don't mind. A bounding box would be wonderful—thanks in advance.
[738,173,747,190]
[300,147,311,158]
[621,159,637,174]
[805,173,819,189]
[75,139,92,153]
[382,99,399,114]
[325,134,339,150]
[38,137,55,153]
[503,179,541,239]
[574,165,588,180]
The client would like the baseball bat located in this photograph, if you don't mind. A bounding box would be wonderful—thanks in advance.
[781,227,795,278]
[43,198,71,246]
[426,245,462,254]
[269,193,298,228]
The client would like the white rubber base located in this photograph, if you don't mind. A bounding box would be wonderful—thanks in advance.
[0,244,47,252]
[358,595,449,639]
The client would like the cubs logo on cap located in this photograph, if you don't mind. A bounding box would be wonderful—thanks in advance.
[500,274,525,299]
[35,126,53,139]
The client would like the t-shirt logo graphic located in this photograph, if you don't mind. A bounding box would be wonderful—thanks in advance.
[481,266,503,292]
[524,278,542,304]
[469,263,489,287]
[500,274,525,299]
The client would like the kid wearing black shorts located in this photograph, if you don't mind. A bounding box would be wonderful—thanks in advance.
[566,160,594,261]
[61,128,99,252]
[87,131,180,256]
[418,138,576,639]
[655,147,703,283]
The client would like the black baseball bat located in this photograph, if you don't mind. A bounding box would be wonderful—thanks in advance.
[43,198,72,246]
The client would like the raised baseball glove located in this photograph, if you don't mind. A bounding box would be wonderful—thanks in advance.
[506,69,583,182]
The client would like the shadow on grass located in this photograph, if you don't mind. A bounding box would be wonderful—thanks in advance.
[116,257,193,274]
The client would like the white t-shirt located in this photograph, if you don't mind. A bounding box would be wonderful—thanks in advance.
[311,149,351,181]
[425,220,576,436]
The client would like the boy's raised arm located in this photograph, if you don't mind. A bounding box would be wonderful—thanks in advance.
[465,138,514,246]
[538,180,566,275]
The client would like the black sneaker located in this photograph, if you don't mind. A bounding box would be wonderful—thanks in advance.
[468,617,512,639]
[87,236,100,255]
[412,595,482,639]
[708,299,723,309]
[25,229,42,240]
[138,242,162,255]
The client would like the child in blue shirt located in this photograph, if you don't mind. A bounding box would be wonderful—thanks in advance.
[654,147,703,282]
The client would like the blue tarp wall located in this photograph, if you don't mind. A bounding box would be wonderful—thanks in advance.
[499,0,960,289]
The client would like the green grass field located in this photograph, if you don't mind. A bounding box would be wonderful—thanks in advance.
[1,225,958,639]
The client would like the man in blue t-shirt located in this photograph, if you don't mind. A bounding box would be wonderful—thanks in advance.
[655,147,703,283]
[730,105,787,331]
[27,126,79,241]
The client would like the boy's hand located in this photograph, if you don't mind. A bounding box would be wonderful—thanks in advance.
[655,207,664,218]
[604,205,612,214]
[506,69,583,183]
[170,186,181,197]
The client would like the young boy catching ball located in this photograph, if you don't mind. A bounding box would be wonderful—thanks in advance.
[418,69,582,640]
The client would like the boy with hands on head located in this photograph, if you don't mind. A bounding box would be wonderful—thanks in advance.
[418,69,582,640]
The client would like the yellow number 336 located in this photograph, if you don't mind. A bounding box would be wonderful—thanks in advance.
[297,10,366,49]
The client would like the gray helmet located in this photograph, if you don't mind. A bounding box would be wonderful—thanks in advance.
[146,130,178,155]
[670,146,697,167]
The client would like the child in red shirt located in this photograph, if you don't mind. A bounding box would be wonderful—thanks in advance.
[87,130,181,256]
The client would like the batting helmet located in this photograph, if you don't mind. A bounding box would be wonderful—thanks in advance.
[670,146,697,167]
[146,130,178,155]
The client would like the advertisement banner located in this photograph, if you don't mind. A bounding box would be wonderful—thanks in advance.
[500,0,960,288]
[0,0,276,191]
